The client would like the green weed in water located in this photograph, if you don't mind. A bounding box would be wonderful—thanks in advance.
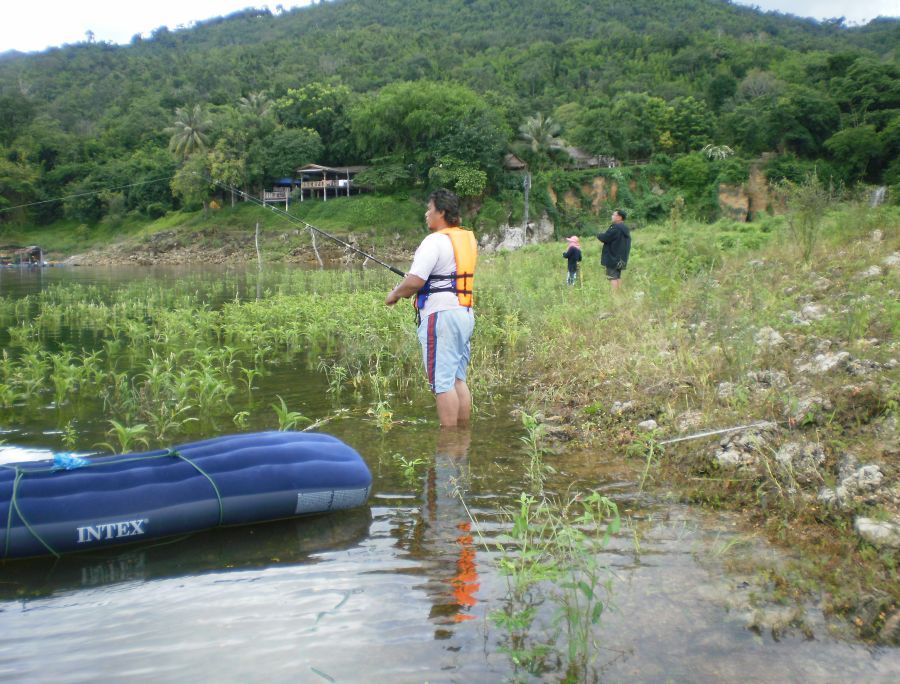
[98,419,150,454]
[271,395,310,431]
[391,452,427,485]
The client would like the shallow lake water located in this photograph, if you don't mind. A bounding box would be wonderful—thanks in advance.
[0,266,897,682]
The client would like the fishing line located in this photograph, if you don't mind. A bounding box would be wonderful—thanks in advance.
[1,172,407,278]
[204,175,407,278]
[0,176,178,213]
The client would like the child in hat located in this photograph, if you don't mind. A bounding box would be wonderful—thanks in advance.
[563,236,582,285]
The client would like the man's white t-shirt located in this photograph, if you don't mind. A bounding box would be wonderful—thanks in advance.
[408,232,464,321]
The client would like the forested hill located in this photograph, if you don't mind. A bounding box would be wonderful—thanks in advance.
[0,0,897,226]
[1,0,894,112]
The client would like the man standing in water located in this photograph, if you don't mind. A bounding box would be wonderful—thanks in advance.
[597,209,631,291]
[385,189,477,427]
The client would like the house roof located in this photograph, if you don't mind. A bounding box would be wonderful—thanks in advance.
[296,163,368,175]
[503,153,527,170]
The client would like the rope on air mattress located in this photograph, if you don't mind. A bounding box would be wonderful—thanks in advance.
[1,449,224,559]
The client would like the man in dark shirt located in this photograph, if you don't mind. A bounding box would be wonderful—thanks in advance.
[597,209,631,291]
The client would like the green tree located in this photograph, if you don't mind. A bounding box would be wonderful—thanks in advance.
[0,153,38,221]
[824,125,883,182]
[274,82,356,164]
[428,157,488,198]
[238,91,273,119]
[669,96,714,153]
[670,152,713,212]
[517,113,565,170]
[770,85,841,156]
[253,127,322,180]
[170,155,215,211]
[350,80,503,180]
[608,93,672,160]
[166,104,212,159]
[830,57,900,123]
[208,140,247,206]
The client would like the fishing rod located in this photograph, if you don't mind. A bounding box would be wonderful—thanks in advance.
[203,175,406,278]
[657,421,777,446]
[0,172,406,277]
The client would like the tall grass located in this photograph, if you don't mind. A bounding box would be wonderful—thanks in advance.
[1,200,896,454]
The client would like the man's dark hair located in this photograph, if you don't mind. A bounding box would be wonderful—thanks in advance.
[429,188,461,226]
[614,209,627,220]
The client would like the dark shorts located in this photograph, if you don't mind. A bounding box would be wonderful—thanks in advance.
[605,266,622,280]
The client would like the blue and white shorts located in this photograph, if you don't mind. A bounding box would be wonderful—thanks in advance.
[417,308,474,394]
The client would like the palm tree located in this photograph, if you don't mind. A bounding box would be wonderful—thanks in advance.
[702,144,735,160]
[518,113,565,169]
[516,113,566,226]
[238,91,272,118]
[166,104,211,159]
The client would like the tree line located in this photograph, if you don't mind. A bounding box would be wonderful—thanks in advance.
[0,0,897,225]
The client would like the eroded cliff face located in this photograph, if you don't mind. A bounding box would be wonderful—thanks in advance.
[545,158,780,225]
[718,183,750,221]
[718,159,777,222]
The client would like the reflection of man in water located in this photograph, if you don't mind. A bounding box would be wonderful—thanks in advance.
[419,429,479,635]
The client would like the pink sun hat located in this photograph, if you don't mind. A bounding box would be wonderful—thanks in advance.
[566,235,580,246]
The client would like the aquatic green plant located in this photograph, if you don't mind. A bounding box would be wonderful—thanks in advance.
[367,401,395,432]
[627,431,663,493]
[61,420,79,450]
[98,419,150,454]
[271,395,310,431]
[519,412,554,492]
[492,490,620,681]
[391,452,427,486]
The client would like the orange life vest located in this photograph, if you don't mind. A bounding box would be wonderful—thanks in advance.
[415,227,477,310]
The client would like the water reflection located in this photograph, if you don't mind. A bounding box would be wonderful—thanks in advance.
[399,428,482,638]
[0,508,372,600]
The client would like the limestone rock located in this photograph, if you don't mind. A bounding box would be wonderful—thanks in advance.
[854,517,900,548]
[610,400,636,417]
[637,419,659,432]
[747,369,789,390]
[754,327,785,350]
[784,392,832,426]
[858,265,883,279]
[800,303,828,321]
[795,351,851,375]
[775,442,825,484]
[841,464,884,493]
[675,410,704,433]
[712,423,778,470]
[716,382,735,401]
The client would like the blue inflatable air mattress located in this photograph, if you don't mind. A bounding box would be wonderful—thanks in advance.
[0,431,372,559]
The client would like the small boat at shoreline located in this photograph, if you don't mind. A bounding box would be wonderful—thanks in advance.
[0,431,372,560]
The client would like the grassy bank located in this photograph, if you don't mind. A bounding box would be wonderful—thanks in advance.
[1,194,431,263]
[477,200,899,643]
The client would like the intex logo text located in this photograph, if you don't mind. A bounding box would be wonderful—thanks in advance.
[76,519,149,544]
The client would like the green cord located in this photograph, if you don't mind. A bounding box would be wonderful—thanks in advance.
[5,469,61,559]
[165,449,225,525]
[2,448,226,558]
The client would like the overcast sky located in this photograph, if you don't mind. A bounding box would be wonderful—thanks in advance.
[1,0,897,54]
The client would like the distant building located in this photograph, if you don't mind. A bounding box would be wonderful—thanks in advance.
[563,147,619,169]
[0,245,43,266]
[502,149,619,171]
[294,164,369,202]
[503,153,527,171]
[261,164,369,208]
